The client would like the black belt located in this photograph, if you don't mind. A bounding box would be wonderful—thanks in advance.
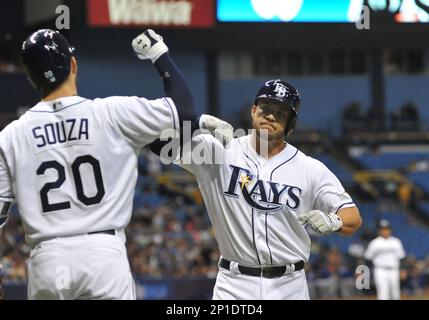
[220,258,304,278]
[88,229,115,235]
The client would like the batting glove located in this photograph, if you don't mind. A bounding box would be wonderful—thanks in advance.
[132,29,169,63]
[199,114,234,147]
[297,210,343,234]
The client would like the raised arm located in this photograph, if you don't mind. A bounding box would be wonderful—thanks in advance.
[132,29,233,157]
[132,29,196,128]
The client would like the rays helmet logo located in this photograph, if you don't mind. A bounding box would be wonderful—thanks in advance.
[254,79,301,114]
[269,79,289,99]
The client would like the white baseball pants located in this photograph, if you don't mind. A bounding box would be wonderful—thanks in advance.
[27,231,135,300]
[374,267,401,300]
[212,265,310,300]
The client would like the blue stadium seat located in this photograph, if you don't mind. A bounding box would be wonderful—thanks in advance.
[408,172,429,194]
[133,190,166,208]
[418,201,429,221]
[355,152,429,170]
[138,156,148,172]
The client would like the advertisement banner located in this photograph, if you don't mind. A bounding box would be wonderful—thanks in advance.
[217,0,429,23]
[87,0,215,27]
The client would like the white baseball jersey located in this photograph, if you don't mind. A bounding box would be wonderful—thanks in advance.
[179,134,355,266]
[364,236,405,269]
[0,95,179,246]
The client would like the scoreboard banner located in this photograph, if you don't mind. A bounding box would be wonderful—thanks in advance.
[87,0,215,28]
[217,0,429,23]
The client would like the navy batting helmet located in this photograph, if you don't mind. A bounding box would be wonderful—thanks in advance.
[377,219,391,229]
[254,79,301,137]
[21,29,75,96]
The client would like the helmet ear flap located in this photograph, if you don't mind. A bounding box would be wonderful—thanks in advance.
[285,115,298,137]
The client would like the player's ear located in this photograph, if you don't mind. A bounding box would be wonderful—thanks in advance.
[70,56,77,75]
[251,105,257,118]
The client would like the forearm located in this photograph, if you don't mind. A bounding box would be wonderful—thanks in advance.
[337,206,362,235]
[154,53,197,127]
[149,53,200,157]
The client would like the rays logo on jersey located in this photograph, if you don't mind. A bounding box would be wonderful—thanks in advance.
[224,165,301,212]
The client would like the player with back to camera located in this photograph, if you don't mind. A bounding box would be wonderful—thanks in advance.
[152,79,362,299]
[0,29,232,300]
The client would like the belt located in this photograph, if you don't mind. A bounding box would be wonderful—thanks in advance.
[88,229,115,235]
[220,258,305,279]
[376,266,397,270]
[30,229,117,249]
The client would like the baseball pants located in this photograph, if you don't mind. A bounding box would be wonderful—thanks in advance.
[212,265,310,300]
[27,231,135,300]
[374,267,401,300]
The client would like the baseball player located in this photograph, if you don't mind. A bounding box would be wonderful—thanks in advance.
[154,79,363,299]
[364,219,405,300]
[0,29,231,299]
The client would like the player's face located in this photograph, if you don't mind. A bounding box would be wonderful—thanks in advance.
[379,227,392,238]
[251,99,290,140]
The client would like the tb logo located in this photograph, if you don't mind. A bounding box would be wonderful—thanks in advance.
[274,83,287,98]
[266,79,289,98]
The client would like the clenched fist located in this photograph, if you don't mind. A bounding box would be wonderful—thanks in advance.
[298,210,343,234]
[132,29,168,63]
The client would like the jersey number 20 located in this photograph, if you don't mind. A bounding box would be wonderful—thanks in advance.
[37,155,105,213]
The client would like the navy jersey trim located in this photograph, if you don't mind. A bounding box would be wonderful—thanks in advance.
[0,196,14,201]
[264,147,298,265]
[334,201,356,214]
[269,148,298,181]
[252,209,261,265]
[265,212,273,265]
[29,99,88,113]
[238,139,259,178]
[1,202,11,215]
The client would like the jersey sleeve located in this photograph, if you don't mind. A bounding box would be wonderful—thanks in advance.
[175,134,226,181]
[312,161,355,214]
[101,96,180,150]
[396,239,406,259]
[0,158,13,203]
[364,241,375,260]
[0,131,15,228]
[0,130,14,202]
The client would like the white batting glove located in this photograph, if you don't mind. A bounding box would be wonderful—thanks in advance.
[298,210,343,234]
[199,114,234,147]
[132,29,169,63]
